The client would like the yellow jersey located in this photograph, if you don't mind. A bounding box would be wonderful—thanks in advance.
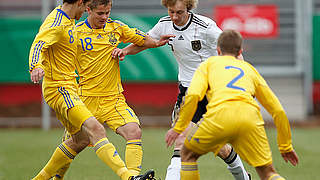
[75,18,145,96]
[29,6,77,82]
[175,56,293,153]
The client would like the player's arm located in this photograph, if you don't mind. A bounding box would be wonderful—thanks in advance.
[29,26,60,83]
[253,67,299,165]
[112,20,173,60]
[112,34,174,61]
[166,62,209,147]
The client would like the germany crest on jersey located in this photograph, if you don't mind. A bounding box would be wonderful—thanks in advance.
[191,40,201,51]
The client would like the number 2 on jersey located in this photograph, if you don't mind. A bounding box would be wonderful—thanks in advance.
[225,66,245,91]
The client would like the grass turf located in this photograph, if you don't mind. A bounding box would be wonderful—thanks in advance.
[0,127,317,179]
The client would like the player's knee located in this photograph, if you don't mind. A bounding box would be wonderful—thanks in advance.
[83,117,105,138]
[218,144,232,160]
[130,127,142,139]
[181,145,199,162]
[174,133,186,149]
[118,123,142,140]
[74,138,90,151]
[255,163,277,179]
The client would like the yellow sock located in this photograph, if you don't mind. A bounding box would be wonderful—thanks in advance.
[52,162,71,180]
[268,174,285,180]
[180,162,200,180]
[94,138,131,180]
[32,142,77,180]
[126,139,143,176]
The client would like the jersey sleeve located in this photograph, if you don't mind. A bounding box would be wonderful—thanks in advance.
[29,26,61,72]
[119,23,146,46]
[205,22,222,55]
[147,20,162,40]
[173,61,209,133]
[252,66,293,153]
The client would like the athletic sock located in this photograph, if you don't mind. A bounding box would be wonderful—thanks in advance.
[94,138,131,180]
[268,174,285,180]
[126,139,143,176]
[224,148,250,180]
[180,161,200,180]
[165,150,181,180]
[32,142,77,180]
[52,163,71,179]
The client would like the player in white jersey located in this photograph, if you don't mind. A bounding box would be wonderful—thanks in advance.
[112,0,250,180]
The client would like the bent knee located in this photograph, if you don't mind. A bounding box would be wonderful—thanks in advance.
[84,117,105,135]
[118,123,142,140]
[181,145,200,162]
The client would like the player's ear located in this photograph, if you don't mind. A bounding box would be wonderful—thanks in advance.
[217,47,222,56]
[238,48,243,56]
[78,0,83,6]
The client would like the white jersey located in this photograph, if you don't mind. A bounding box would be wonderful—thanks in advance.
[148,13,222,87]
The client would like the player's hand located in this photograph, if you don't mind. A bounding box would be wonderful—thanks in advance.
[165,128,180,148]
[30,67,45,84]
[112,48,127,61]
[156,34,175,47]
[281,150,299,166]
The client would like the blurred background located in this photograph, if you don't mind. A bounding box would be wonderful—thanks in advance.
[0,0,320,129]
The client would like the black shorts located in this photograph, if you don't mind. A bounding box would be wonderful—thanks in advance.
[173,84,208,124]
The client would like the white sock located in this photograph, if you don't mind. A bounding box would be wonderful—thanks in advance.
[165,157,181,180]
[227,155,250,180]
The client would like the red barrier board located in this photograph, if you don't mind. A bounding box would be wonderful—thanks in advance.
[214,5,278,38]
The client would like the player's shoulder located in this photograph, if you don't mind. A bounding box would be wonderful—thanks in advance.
[206,56,221,62]
[192,14,211,28]
[243,60,259,72]
[202,56,219,67]
[76,21,85,28]
[158,16,172,23]
[192,13,219,29]
[75,20,87,31]
[41,7,71,30]
[106,18,128,27]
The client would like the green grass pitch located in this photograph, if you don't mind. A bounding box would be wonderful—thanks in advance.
[0,127,318,179]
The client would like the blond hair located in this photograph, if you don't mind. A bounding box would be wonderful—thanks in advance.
[161,0,198,11]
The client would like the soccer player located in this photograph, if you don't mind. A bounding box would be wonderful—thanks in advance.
[50,0,174,179]
[28,0,162,179]
[165,29,299,180]
[112,0,250,179]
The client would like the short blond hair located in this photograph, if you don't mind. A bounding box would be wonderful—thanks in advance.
[161,0,198,11]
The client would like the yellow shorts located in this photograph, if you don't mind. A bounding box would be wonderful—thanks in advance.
[42,78,93,134]
[80,93,140,132]
[184,101,272,167]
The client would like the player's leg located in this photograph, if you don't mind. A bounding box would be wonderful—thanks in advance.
[193,98,250,180]
[53,129,72,180]
[117,122,143,176]
[32,105,91,180]
[232,102,283,180]
[165,84,186,180]
[255,164,285,180]
[81,114,132,180]
[180,145,201,180]
[53,96,100,179]
[165,123,192,180]
[32,140,80,180]
[167,91,249,180]
[217,144,251,180]
[106,94,143,176]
